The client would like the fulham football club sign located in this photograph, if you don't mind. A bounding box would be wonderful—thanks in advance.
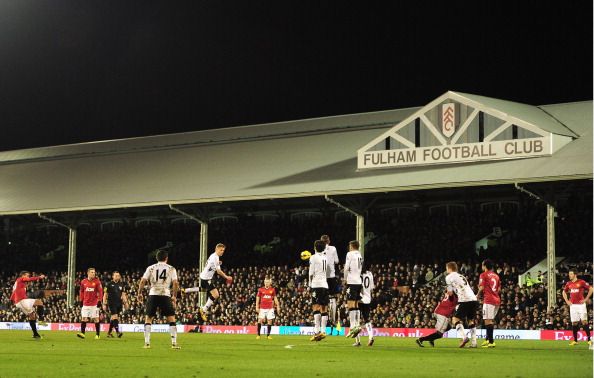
[357,91,574,170]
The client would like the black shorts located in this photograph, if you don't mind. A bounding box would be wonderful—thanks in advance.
[145,295,175,317]
[311,287,329,306]
[199,279,217,292]
[346,284,362,301]
[454,301,479,320]
[358,302,371,322]
[108,302,123,315]
[327,277,340,296]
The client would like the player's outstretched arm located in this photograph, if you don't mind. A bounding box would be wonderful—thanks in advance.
[216,268,231,281]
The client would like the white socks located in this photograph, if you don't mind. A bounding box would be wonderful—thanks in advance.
[202,298,214,312]
[170,324,177,345]
[366,322,374,339]
[144,324,151,344]
[349,310,360,328]
[321,314,328,331]
[470,326,477,342]
[329,298,337,323]
[314,313,321,333]
[456,323,466,339]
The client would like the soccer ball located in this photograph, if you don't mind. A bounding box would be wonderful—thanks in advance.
[300,250,312,260]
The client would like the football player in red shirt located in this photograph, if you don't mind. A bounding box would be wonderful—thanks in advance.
[255,277,280,339]
[477,259,500,348]
[562,270,593,347]
[10,271,47,339]
[77,267,104,339]
[416,291,458,347]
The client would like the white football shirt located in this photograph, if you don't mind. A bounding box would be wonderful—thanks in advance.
[344,250,363,284]
[360,271,374,304]
[324,245,339,278]
[199,253,220,280]
[445,272,477,302]
[142,262,178,296]
[309,252,329,289]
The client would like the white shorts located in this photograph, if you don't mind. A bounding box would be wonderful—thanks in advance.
[15,299,36,315]
[258,308,275,320]
[570,303,588,323]
[434,313,450,333]
[81,305,99,319]
[482,304,500,320]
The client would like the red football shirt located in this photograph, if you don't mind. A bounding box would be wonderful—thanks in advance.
[564,279,591,304]
[479,271,501,305]
[80,278,103,306]
[10,276,41,304]
[434,293,458,317]
[257,287,276,310]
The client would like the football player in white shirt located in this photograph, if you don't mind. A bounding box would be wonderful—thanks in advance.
[354,262,375,347]
[137,249,180,349]
[445,261,479,348]
[309,240,330,342]
[183,243,232,322]
[344,240,363,339]
[321,235,340,332]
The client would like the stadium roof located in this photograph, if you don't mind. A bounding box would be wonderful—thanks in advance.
[0,92,591,215]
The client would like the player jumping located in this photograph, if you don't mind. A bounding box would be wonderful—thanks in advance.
[445,261,479,348]
[255,277,280,340]
[562,270,593,347]
[477,259,500,348]
[309,240,330,342]
[10,271,47,339]
[183,243,232,322]
[344,240,363,339]
[77,267,103,340]
[138,249,180,349]
[321,234,340,334]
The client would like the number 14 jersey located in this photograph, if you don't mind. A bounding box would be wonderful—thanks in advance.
[142,262,178,296]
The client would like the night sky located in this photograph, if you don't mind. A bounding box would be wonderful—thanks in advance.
[0,1,591,152]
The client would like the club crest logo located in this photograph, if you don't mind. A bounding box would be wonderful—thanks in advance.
[442,103,455,137]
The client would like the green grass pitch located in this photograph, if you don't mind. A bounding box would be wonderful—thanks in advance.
[0,331,592,378]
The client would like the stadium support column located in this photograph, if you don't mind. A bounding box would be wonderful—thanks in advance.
[324,195,365,257]
[169,205,208,305]
[38,213,77,307]
[67,228,77,307]
[514,183,556,310]
[546,204,556,311]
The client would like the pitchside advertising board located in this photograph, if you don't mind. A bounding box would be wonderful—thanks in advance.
[357,94,573,170]
[0,322,584,340]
